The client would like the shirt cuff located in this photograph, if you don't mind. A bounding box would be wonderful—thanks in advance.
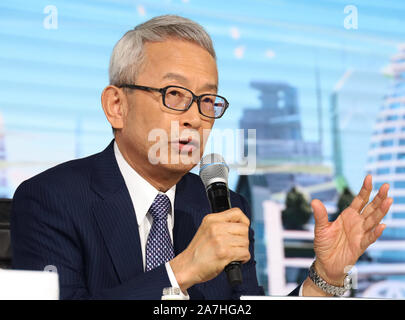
[298,283,304,296]
[165,262,190,300]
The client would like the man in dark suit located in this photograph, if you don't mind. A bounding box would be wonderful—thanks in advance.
[11,15,392,299]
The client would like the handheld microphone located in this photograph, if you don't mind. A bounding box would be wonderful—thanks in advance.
[199,153,243,287]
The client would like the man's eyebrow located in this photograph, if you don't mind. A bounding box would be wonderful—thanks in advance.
[162,72,189,83]
[201,83,218,93]
[162,72,218,92]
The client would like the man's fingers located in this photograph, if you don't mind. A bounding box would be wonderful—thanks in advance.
[213,233,250,263]
[227,233,250,248]
[224,208,250,225]
[206,208,250,225]
[209,221,249,238]
[361,183,390,219]
[361,224,386,251]
[363,197,392,232]
[349,175,372,212]
[311,199,329,231]
[228,246,251,264]
[226,222,250,237]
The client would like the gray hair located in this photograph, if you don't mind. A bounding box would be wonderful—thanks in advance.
[109,15,216,86]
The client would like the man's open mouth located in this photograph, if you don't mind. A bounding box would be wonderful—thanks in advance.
[174,138,200,152]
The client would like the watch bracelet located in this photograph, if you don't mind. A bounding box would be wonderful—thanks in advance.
[308,261,348,296]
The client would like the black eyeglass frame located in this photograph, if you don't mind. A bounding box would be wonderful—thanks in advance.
[118,84,229,119]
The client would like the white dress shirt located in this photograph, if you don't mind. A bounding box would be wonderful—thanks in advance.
[114,142,189,299]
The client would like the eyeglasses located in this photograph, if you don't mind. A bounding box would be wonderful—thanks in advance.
[118,84,229,119]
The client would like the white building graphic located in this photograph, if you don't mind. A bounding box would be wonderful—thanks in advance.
[362,44,405,297]
[367,43,405,244]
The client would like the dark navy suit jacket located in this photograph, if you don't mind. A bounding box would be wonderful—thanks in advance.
[11,140,299,299]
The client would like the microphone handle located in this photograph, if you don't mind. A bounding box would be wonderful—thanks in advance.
[206,182,243,286]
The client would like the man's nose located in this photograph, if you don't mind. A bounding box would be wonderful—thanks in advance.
[180,100,202,129]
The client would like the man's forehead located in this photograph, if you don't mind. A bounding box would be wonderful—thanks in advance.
[140,40,218,89]
[162,72,218,92]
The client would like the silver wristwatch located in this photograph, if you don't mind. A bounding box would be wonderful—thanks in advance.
[308,261,351,296]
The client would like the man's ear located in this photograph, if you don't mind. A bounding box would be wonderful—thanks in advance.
[101,85,128,130]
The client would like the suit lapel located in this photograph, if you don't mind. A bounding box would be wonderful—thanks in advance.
[173,173,210,254]
[173,173,212,299]
[90,141,144,283]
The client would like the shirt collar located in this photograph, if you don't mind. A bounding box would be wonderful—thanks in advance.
[113,141,176,226]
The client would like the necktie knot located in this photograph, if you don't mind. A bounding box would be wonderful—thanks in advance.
[149,193,171,221]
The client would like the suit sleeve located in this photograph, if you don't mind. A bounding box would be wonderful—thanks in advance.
[11,180,171,300]
[288,283,302,296]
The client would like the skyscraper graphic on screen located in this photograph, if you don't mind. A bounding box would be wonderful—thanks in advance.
[238,81,337,294]
[366,44,405,263]
[0,113,8,197]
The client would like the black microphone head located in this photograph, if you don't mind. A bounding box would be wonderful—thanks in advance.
[199,153,229,188]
